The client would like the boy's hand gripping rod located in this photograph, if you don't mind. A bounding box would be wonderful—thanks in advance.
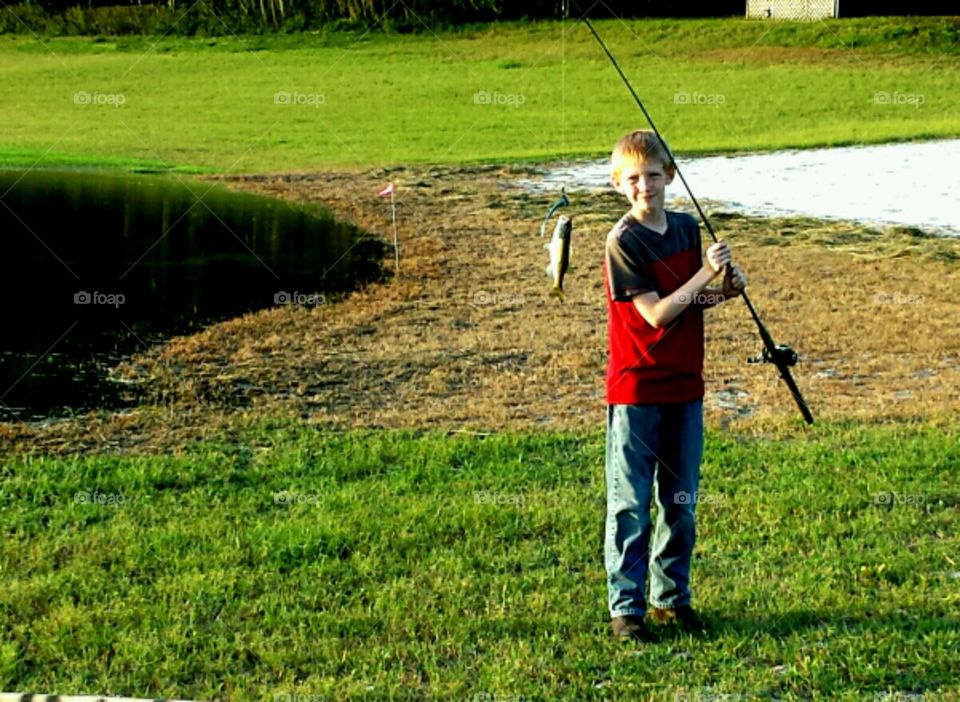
[577,13,814,424]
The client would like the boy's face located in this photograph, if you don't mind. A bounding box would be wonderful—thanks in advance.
[613,158,675,213]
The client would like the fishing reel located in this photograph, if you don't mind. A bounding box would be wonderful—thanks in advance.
[748,344,799,367]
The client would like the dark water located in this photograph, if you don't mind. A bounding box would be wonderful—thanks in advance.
[0,169,386,421]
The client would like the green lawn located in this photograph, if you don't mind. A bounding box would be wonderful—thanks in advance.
[2,419,959,700]
[3,16,960,701]
[0,16,958,172]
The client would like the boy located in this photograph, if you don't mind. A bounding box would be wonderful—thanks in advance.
[603,129,747,642]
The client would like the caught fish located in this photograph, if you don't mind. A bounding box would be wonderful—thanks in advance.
[544,214,572,300]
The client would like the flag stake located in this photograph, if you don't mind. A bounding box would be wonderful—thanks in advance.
[391,190,399,273]
[378,182,399,274]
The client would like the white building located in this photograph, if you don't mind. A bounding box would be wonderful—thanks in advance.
[746,0,839,19]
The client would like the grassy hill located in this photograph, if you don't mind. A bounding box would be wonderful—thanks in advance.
[0,16,957,171]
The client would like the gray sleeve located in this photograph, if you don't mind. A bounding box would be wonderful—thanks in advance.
[605,232,657,302]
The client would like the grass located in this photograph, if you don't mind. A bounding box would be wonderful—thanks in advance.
[2,419,959,700]
[2,15,959,701]
[0,16,958,172]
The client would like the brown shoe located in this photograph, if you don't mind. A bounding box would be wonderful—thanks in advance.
[647,605,707,633]
[611,615,654,642]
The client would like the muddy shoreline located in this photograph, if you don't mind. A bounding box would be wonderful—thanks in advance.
[3,163,958,456]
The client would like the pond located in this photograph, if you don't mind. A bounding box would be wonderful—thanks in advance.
[0,169,386,421]
[521,139,960,236]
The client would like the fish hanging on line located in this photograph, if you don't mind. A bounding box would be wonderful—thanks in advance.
[545,214,572,301]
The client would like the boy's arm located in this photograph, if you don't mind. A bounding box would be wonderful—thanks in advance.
[696,265,748,310]
[631,240,732,328]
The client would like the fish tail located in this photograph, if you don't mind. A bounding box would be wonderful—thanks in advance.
[549,286,564,302]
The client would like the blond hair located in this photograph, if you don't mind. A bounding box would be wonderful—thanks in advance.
[610,129,674,181]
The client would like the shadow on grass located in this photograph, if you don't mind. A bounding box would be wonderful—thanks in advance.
[601,608,958,692]
[595,606,959,649]
[702,607,959,639]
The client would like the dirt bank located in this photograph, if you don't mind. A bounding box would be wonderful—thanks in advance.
[3,162,958,455]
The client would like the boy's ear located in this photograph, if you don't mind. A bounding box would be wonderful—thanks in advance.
[610,173,622,193]
[664,164,676,184]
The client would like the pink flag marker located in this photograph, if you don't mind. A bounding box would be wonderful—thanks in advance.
[378,182,399,272]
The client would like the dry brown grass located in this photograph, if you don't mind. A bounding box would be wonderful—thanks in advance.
[688,46,859,66]
[3,162,958,456]
[684,46,950,68]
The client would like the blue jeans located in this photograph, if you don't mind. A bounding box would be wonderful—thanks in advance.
[604,400,704,618]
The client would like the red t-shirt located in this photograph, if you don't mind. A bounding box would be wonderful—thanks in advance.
[604,210,705,405]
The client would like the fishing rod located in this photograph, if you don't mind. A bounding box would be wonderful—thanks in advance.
[575,11,814,425]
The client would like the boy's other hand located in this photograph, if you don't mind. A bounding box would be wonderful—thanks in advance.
[706,239,732,274]
[722,264,747,297]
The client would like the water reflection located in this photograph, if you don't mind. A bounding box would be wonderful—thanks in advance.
[0,169,385,420]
